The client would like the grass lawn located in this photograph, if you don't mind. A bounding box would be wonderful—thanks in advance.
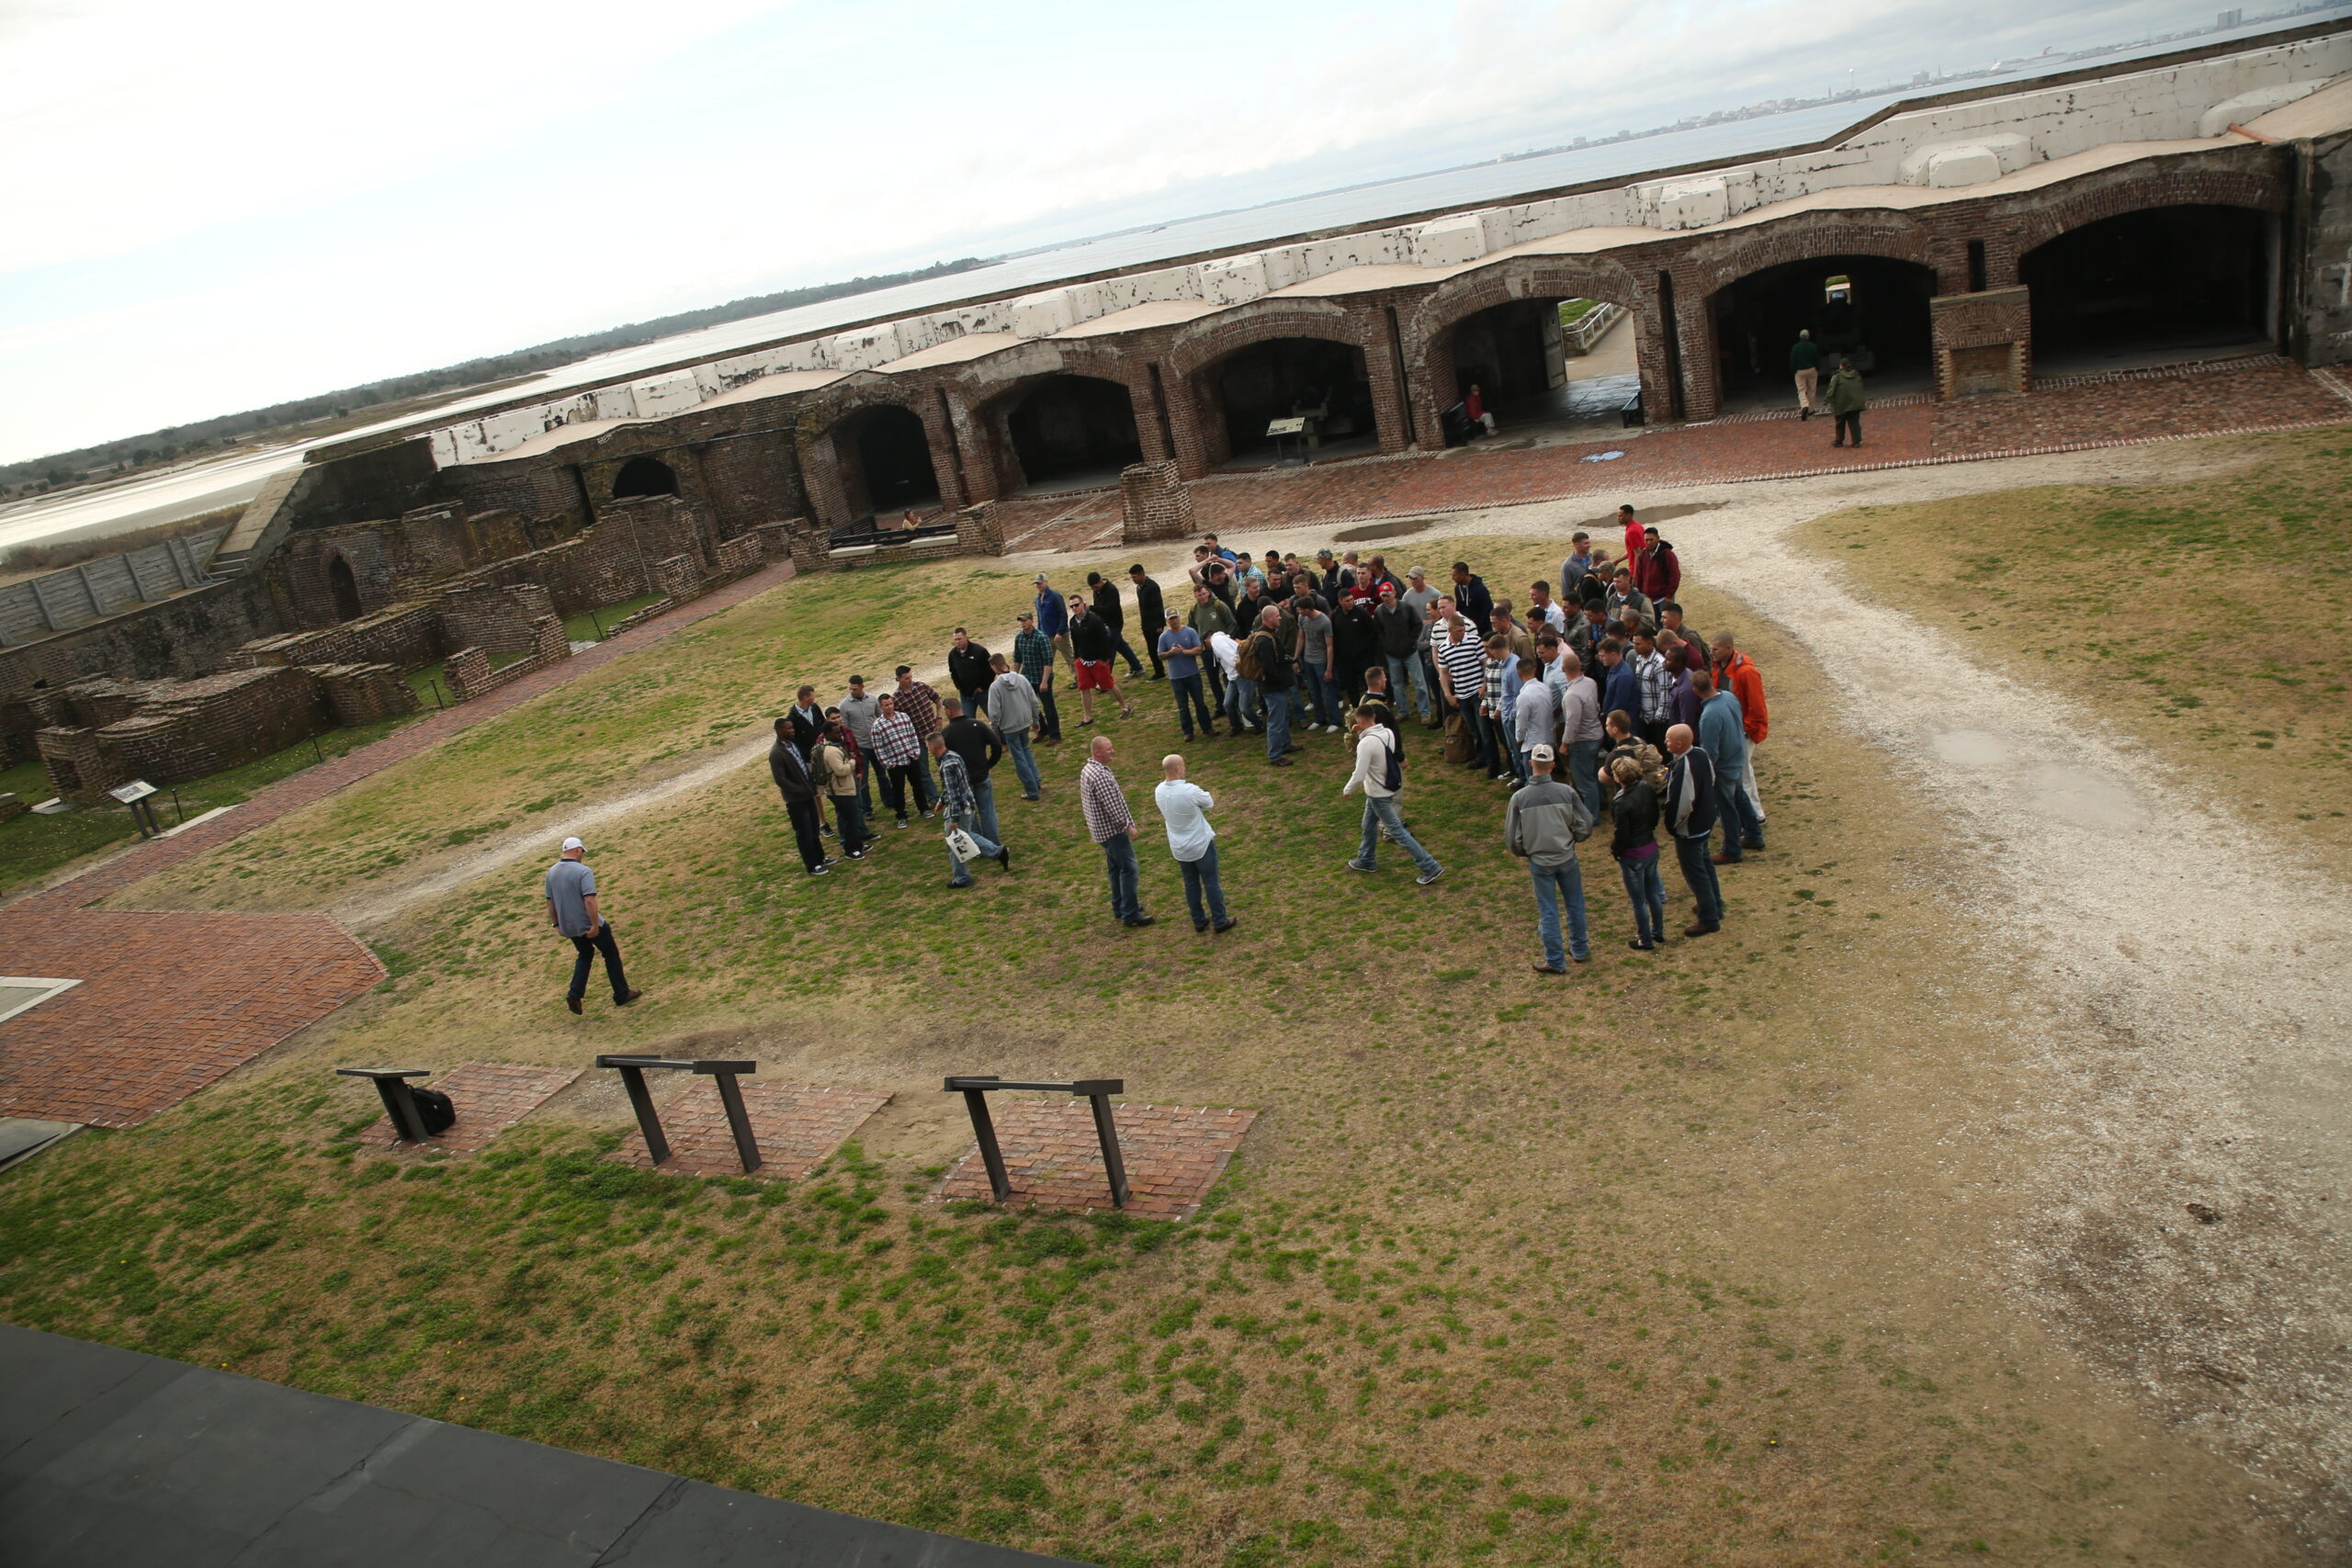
[0,535,2286,1564]
[1793,427,2352,876]
[0,714,423,893]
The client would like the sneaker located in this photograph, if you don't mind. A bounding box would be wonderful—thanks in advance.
[1023,794,1041,802]
[1628,939,1655,952]
[1325,724,1340,734]
[1532,963,1567,975]
[1572,952,1590,964]
[1683,922,1719,938]
[1122,914,1157,928]
[949,878,975,888]
[846,849,866,861]
[1345,859,1374,874]
[894,818,910,829]
[1270,756,1294,768]
[1414,866,1445,886]
[1212,917,1238,933]
[616,989,644,1007]
[808,863,831,875]
[566,996,582,1014]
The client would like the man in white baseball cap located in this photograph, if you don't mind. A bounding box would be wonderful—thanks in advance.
[546,835,641,1014]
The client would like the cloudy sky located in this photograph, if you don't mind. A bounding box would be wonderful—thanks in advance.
[0,0,2257,462]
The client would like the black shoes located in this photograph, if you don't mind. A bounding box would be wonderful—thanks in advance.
[997,847,1012,870]
[1213,917,1238,933]
[1123,915,1157,928]
[566,997,582,1014]
[616,989,643,1006]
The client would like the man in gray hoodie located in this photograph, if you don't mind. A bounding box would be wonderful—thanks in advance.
[984,652,1045,801]
[1505,743,1594,972]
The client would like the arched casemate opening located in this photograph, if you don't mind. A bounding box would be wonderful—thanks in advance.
[1709,254,1938,409]
[2021,204,2274,377]
[831,404,939,522]
[1208,337,1378,467]
[1002,376,1143,492]
[610,456,679,498]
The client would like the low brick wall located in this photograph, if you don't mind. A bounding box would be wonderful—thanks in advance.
[712,533,765,582]
[438,583,555,655]
[445,615,571,704]
[308,663,419,727]
[652,554,706,604]
[37,665,336,798]
[1119,461,1195,543]
[232,601,445,673]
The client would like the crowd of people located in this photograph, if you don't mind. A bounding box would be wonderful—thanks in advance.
[545,506,1774,1003]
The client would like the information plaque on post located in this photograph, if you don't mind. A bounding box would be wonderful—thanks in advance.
[107,780,164,838]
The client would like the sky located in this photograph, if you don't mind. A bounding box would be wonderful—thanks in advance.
[0,0,2278,465]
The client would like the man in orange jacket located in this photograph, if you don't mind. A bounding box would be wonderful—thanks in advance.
[1710,631,1768,825]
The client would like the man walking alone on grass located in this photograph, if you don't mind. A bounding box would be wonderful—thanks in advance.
[770,717,832,876]
[547,835,641,1014]
[1342,704,1444,886]
[1505,744,1593,972]
[1080,735,1153,927]
[1154,753,1236,933]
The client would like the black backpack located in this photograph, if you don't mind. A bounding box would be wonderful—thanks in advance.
[1379,730,1405,793]
[411,1087,456,1136]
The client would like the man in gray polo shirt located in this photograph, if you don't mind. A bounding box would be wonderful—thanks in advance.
[837,676,881,812]
[546,835,641,1014]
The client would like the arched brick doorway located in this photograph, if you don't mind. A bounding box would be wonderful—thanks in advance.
[1203,337,1380,468]
[998,375,1143,492]
[830,404,939,522]
[1709,254,1939,410]
[327,555,363,623]
[1435,295,1640,441]
[611,456,678,498]
[2020,204,2274,377]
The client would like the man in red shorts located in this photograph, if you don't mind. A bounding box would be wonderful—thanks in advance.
[1068,592,1134,725]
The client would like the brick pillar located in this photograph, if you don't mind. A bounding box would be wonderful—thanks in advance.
[1365,312,1411,456]
[921,392,967,513]
[1670,266,1719,423]
[1408,317,1457,452]
[1119,462,1196,544]
[956,502,1008,557]
[1928,287,2033,399]
[1166,364,1220,479]
[788,523,831,574]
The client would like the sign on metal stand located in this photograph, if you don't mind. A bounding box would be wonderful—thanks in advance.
[943,1077,1129,1209]
[107,780,164,838]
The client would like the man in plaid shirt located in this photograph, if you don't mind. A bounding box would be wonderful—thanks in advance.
[1629,628,1671,750]
[867,694,935,827]
[1010,612,1063,743]
[1080,734,1153,927]
[929,734,1006,886]
[892,665,944,742]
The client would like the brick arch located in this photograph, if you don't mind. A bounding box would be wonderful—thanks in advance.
[793,380,963,530]
[1666,211,1941,421]
[956,366,1155,500]
[1998,162,2287,264]
[1398,254,1659,445]
[1165,302,1401,473]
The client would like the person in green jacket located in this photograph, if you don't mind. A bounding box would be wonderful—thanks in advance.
[1825,360,1867,448]
[1789,329,1822,419]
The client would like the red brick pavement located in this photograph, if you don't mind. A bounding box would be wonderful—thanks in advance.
[0,559,796,1128]
[0,910,385,1127]
[612,1078,891,1180]
[368,1061,581,1156]
[934,1100,1257,1221]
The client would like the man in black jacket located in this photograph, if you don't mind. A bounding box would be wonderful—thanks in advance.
[1664,723,1723,935]
[1248,607,1297,768]
[1088,571,1145,677]
[769,718,831,875]
[941,696,1005,845]
[947,629,993,721]
[1127,564,1167,679]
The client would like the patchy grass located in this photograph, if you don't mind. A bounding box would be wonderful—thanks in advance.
[1,535,2286,1564]
[1795,427,2352,875]
[117,558,1041,913]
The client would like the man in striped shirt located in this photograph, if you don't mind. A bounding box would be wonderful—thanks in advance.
[1628,627,1671,750]
[867,694,935,827]
[1009,612,1063,745]
[1433,608,1492,773]
[1080,735,1153,928]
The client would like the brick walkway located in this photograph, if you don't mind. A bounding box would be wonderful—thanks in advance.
[934,1100,1258,1220]
[995,357,2349,550]
[612,1078,892,1180]
[0,560,797,1129]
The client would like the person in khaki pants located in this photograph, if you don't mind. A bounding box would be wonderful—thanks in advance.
[1790,328,1822,418]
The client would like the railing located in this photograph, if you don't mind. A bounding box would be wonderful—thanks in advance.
[1563,300,1626,355]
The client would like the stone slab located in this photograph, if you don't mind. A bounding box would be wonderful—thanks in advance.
[613,1079,890,1180]
[0,1325,1092,1567]
[935,1100,1256,1221]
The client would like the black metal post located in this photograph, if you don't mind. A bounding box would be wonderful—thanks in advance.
[613,1062,670,1165]
[171,788,185,826]
[337,1067,434,1143]
[1087,1091,1130,1209]
[962,1089,1012,1201]
[708,1068,763,1174]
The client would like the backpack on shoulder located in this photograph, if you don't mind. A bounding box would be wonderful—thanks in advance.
[1379,732,1406,793]
[1237,637,1264,681]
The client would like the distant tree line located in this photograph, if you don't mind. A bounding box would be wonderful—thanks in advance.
[3,256,992,497]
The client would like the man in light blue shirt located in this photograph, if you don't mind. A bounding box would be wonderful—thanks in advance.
[1153,753,1236,934]
[1694,669,1764,862]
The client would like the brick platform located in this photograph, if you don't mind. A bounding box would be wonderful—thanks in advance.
[0,559,795,1130]
[612,1079,890,1180]
[934,1100,1257,1221]
[0,911,384,1128]
[368,1061,580,1156]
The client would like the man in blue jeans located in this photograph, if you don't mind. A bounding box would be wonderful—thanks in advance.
[1157,610,1220,739]
[545,836,642,1013]
[1341,705,1444,886]
[1153,752,1237,933]
[1504,745,1593,972]
[930,734,1008,887]
[1079,734,1153,927]
[1664,722,1724,934]
[983,653,1045,800]
[1693,670,1765,862]
[1249,608,1296,767]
